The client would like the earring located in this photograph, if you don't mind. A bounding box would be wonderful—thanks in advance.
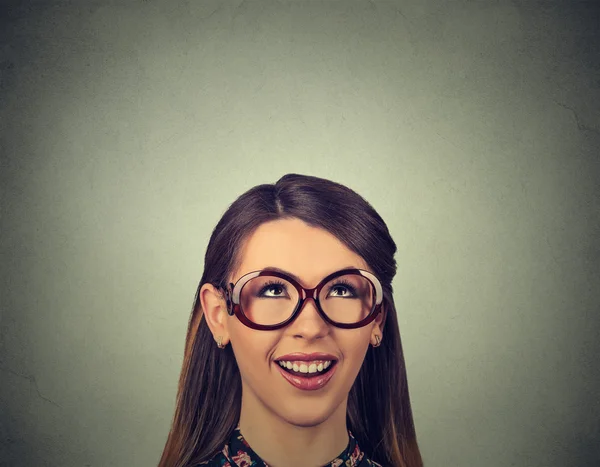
[216,336,225,349]
[372,335,381,348]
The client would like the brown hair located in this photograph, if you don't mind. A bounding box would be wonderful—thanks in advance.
[158,173,423,467]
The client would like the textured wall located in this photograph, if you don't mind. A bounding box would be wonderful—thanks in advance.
[1,1,599,466]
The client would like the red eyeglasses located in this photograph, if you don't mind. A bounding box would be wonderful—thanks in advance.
[219,268,384,330]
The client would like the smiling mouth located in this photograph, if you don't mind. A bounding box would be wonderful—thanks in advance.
[275,360,338,378]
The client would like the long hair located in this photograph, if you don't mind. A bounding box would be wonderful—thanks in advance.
[158,173,423,467]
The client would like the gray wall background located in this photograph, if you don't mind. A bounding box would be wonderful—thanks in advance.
[1,1,599,466]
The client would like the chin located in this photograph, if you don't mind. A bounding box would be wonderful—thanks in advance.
[280,411,333,428]
[274,399,341,428]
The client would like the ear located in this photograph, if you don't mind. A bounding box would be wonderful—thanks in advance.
[199,283,230,346]
[371,303,387,342]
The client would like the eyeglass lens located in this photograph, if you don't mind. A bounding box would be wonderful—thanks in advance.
[238,273,376,326]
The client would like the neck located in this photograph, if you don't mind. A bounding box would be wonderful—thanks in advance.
[238,389,350,467]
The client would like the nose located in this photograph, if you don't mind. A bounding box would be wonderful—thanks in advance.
[287,294,329,338]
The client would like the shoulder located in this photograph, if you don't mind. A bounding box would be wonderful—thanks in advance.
[191,451,231,467]
[359,456,384,467]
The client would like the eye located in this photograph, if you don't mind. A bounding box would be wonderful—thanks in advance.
[258,281,288,298]
[328,281,356,298]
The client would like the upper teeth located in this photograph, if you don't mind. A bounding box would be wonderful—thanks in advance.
[278,360,333,373]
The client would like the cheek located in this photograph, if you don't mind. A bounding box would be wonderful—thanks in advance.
[339,330,371,367]
[228,324,280,372]
[339,327,371,351]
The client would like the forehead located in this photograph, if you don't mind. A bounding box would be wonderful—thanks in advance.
[232,218,368,286]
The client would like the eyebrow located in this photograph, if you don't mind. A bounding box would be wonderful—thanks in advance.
[261,265,360,286]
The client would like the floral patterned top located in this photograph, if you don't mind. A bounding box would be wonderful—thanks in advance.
[196,424,383,467]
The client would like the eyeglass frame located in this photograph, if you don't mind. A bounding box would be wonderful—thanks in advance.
[217,268,384,331]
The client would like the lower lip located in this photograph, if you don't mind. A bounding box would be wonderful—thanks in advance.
[275,363,337,391]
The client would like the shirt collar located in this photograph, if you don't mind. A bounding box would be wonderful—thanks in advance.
[221,424,366,467]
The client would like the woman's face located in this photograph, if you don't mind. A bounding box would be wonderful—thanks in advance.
[207,217,385,428]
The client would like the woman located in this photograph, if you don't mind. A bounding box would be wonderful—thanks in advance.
[158,174,423,467]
